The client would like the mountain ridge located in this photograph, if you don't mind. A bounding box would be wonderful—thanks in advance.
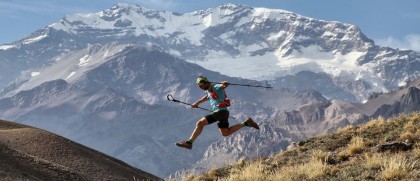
[1,3,419,101]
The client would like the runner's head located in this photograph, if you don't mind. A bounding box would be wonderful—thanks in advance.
[196,76,210,90]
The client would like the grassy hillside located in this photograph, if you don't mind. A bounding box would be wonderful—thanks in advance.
[184,112,420,181]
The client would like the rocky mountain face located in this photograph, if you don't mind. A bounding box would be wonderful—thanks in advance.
[0,3,419,178]
[274,78,420,136]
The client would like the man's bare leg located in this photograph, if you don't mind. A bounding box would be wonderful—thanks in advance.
[176,117,208,149]
[220,124,245,136]
[219,117,260,137]
[189,117,208,141]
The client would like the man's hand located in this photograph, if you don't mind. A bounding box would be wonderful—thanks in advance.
[191,102,199,108]
[191,96,208,108]
[221,81,229,88]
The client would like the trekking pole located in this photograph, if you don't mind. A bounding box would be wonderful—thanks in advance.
[166,94,236,120]
[167,94,210,112]
[209,82,273,89]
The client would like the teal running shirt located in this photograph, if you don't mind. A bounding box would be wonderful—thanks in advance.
[206,84,228,112]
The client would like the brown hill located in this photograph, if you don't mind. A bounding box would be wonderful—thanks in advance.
[0,119,162,181]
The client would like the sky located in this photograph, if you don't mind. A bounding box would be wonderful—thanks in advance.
[1,0,419,52]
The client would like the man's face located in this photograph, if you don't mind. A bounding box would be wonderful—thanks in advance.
[198,82,210,90]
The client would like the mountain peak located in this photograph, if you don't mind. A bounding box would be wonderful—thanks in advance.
[114,2,139,9]
[100,3,148,20]
[219,3,247,9]
[106,2,153,15]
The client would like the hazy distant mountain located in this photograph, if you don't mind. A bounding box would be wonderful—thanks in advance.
[0,45,329,177]
[0,119,161,180]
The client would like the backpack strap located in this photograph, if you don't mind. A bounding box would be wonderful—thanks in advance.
[216,90,231,108]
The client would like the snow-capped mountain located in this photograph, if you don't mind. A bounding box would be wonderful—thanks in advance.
[1,3,419,102]
[1,2,420,178]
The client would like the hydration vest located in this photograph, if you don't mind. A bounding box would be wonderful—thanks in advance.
[208,87,231,108]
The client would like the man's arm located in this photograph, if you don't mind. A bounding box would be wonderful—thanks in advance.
[191,95,208,108]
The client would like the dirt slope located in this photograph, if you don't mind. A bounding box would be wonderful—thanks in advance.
[0,119,162,181]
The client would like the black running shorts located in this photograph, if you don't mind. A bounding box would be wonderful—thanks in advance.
[205,110,229,129]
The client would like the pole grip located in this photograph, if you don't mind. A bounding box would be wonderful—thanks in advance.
[166,94,173,101]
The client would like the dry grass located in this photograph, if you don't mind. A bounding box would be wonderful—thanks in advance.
[268,156,329,181]
[363,152,384,169]
[363,116,385,129]
[226,160,271,181]
[414,143,420,159]
[311,149,331,162]
[337,136,366,159]
[337,124,354,133]
[381,155,417,180]
[399,116,420,142]
[348,136,366,154]
[399,131,415,141]
[184,112,420,181]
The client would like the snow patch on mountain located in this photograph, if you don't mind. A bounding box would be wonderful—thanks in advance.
[2,44,126,97]
[78,55,92,67]
[202,14,212,27]
[276,45,365,76]
[253,7,290,21]
[267,31,287,41]
[51,3,208,46]
[22,34,47,44]
[280,46,389,93]
[194,43,388,94]
[190,51,280,80]
[65,72,76,80]
[31,72,41,77]
[0,44,15,50]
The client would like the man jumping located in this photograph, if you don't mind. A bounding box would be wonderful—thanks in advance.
[176,76,259,150]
